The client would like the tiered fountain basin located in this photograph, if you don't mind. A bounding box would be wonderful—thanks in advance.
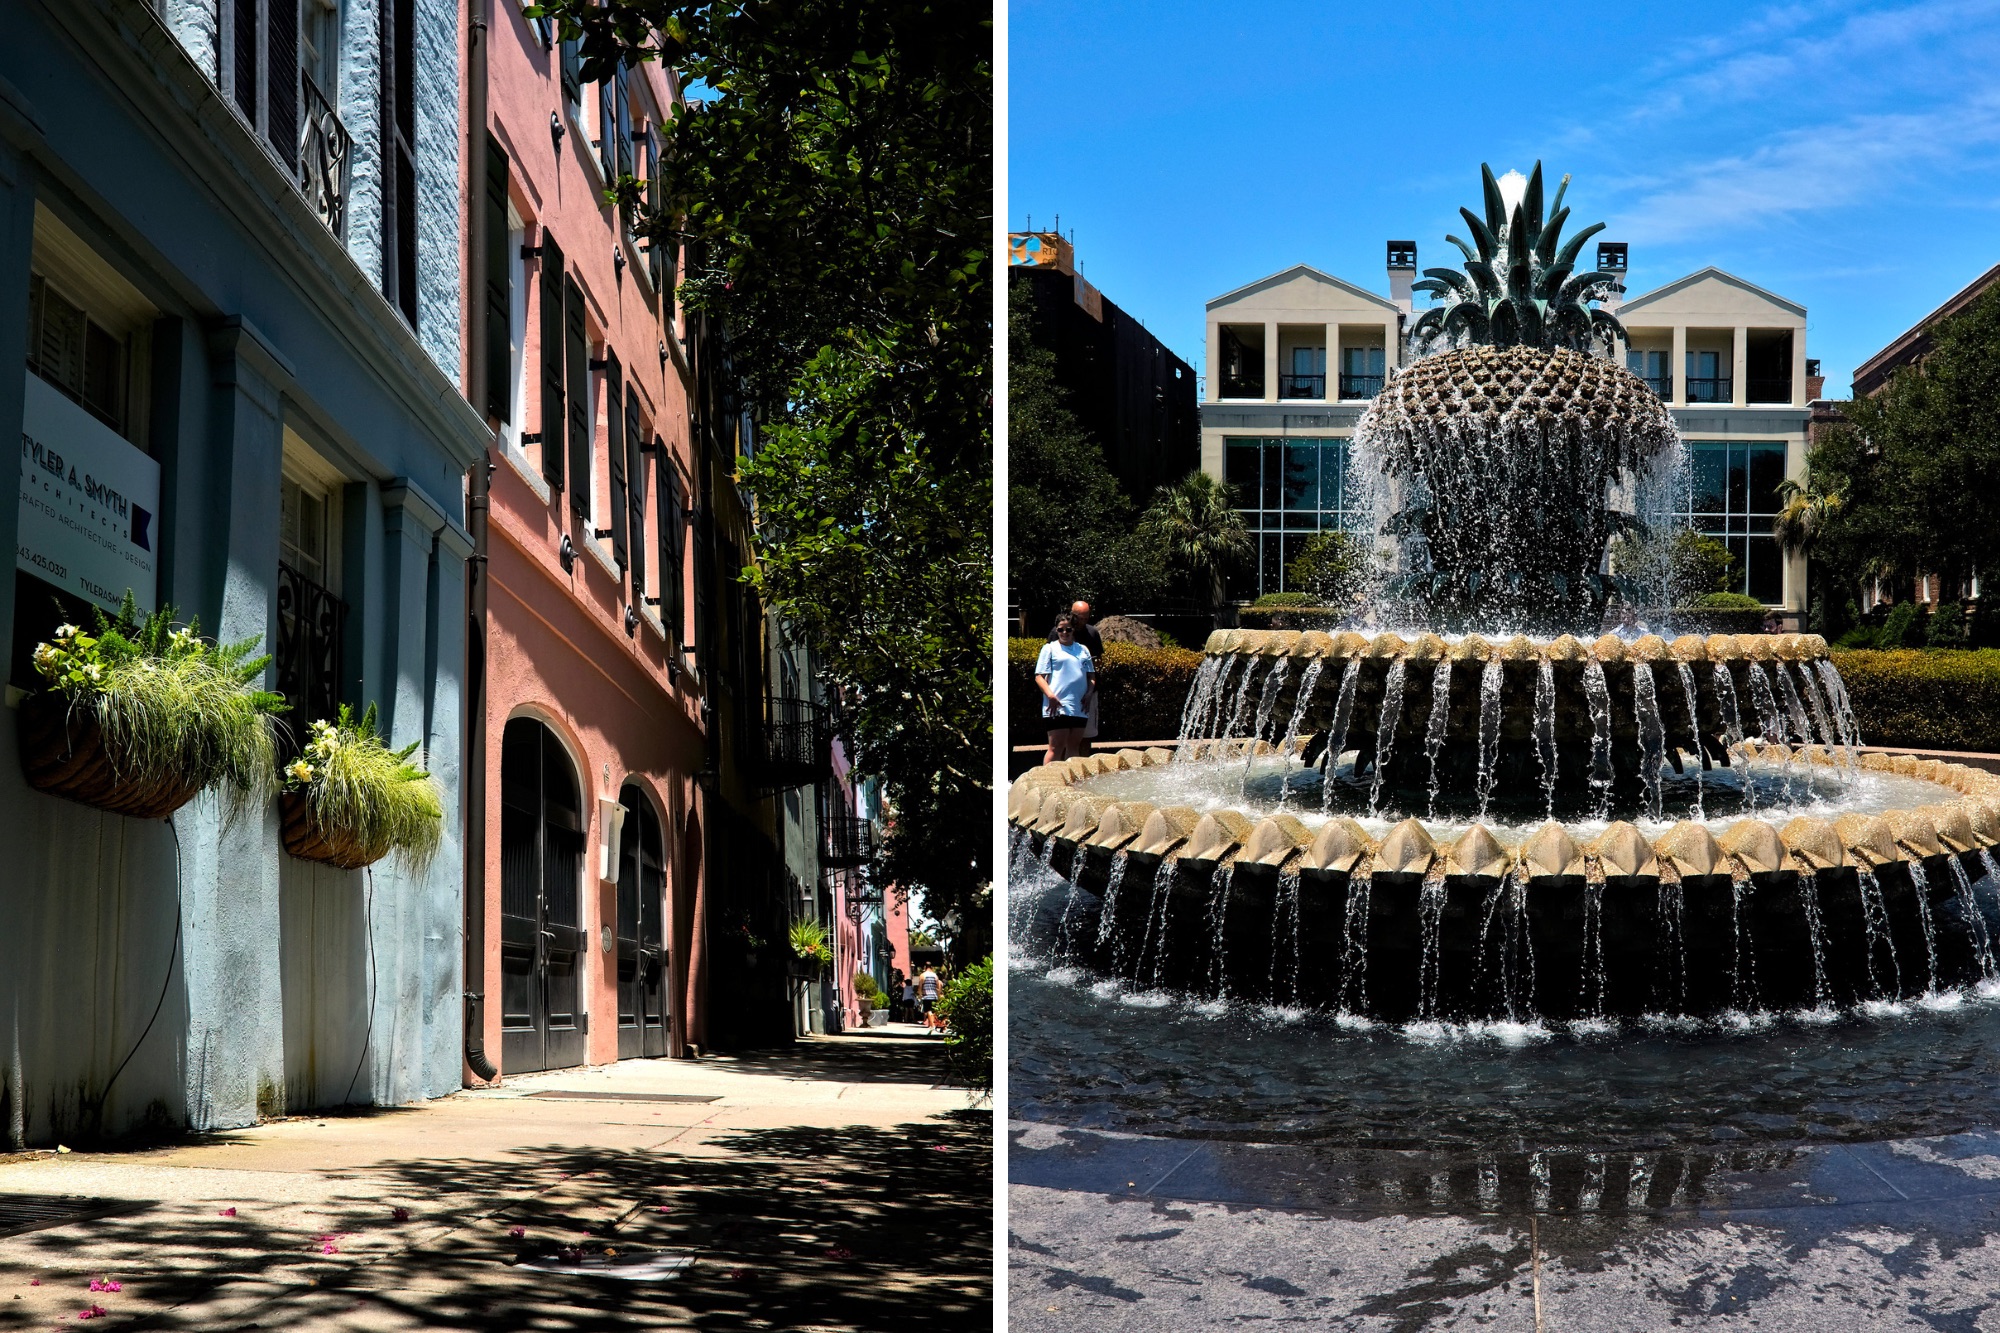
[1009,720,2000,1024]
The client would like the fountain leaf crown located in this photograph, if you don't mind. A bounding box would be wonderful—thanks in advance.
[1409,162,1627,356]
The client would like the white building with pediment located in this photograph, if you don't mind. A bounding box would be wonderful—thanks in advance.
[1201,248,1811,612]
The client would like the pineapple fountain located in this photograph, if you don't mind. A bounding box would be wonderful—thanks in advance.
[1011,164,2000,1027]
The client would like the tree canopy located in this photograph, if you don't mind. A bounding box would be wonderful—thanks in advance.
[539,0,992,955]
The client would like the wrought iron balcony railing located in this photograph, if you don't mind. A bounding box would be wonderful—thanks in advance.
[1685,376,1732,403]
[821,813,874,868]
[1277,373,1325,400]
[1218,374,1264,399]
[1338,373,1384,400]
[277,561,347,743]
[758,695,831,789]
[1747,377,1793,404]
[299,73,352,240]
[1641,374,1672,400]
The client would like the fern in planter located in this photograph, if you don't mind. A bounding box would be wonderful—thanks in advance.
[789,918,833,971]
[24,594,282,818]
[280,704,443,871]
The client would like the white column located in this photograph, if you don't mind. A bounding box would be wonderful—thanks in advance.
[1383,319,1399,376]
[1326,323,1339,400]
[1671,325,1687,408]
[1263,322,1279,404]
[1732,326,1748,408]
[1206,322,1220,402]
[1790,327,1806,406]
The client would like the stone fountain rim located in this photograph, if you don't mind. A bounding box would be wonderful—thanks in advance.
[1009,742,2000,885]
[1203,628,1831,664]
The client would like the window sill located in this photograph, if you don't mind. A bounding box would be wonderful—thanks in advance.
[568,106,608,195]
[498,433,552,505]
[582,529,622,582]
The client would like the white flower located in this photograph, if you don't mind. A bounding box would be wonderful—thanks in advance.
[83,663,102,681]
[53,624,77,640]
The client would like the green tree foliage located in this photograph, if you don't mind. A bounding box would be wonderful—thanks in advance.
[1285,530,1371,607]
[541,0,992,957]
[1139,471,1252,607]
[937,956,992,1090]
[1007,279,1163,626]
[1801,282,2000,609]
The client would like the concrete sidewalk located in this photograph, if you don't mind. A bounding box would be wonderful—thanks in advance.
[0,1033,991,1330]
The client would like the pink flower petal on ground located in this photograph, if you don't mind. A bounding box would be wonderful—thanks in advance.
[86,1280,120,1293]
[507,1227,525,1239]
[77,1306,107,1320]
[218,1207,237,1217]
[822,1245,854,1259]
[654,1206,673,1214]
[29,1278,40,1286]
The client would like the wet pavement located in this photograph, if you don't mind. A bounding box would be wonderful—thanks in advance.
[0,1031,991,1330]
[1010,1118,2000,1330]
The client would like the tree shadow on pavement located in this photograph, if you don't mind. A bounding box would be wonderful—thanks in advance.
[0,1109,992,1331]
[703,1036,969,1088]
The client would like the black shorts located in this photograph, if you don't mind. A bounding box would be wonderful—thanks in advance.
[920,998,936,1015]
[1044,713,1086,732]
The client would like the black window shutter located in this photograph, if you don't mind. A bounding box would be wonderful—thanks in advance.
[658,450,683,646]
[626,394,646,597]
[484,135,512,422]
[606,353,627,565]
[233,0,260,124]
[564,276,590,519]
[267,0,299,169]
[539,235,566,489]
[560,38,581,107]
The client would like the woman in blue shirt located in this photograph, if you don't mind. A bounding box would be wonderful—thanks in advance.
[1035,613,1097,764]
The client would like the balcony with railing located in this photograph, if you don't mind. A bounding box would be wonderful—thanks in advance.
[1639,374,1672,400]
[821,813,874,868]
[277,561,347,742]
[298,74,352,241]
[1338,373,1384,400]
[1277,373,1325,400]
[758,695,831,789]
[1685,376,1732,404]
[1747,377,1793,404]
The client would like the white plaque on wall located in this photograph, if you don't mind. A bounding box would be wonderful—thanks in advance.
[17,371,160,615]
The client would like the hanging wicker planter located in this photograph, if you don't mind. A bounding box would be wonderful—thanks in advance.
[17,691,207,820]
[279,790,392,870]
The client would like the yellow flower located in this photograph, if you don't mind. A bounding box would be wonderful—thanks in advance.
[288,760,316,783]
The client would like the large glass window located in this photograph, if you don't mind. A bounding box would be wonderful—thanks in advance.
[1223,437,1365,599]
[1677,440,1787,604]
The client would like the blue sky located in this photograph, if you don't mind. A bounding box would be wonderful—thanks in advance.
[1009,0,2000,392]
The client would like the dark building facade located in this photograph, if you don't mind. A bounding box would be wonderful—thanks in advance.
[1008,232,1198,507]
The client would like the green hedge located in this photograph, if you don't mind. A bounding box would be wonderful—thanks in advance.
[1831,649,2000,754]
[1009,638,1204,746]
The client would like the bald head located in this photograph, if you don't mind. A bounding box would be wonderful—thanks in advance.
[1070,601,1093,623]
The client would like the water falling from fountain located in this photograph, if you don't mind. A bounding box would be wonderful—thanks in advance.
[1798,871,1833,1012]
[1634,663,1666,821]
[1909,860,1940,995]
[1958,854,1999,983]
[1206,860,1236,998]
[1369,658,1408,817]
[1140,859,1175,987]
[1222,656,1268,744]
[1322,660,1360,812]
[1746,664,1785,745]
[1475,659,1504,821]
[1774,663,1815,747]
[1657,878,1687,1013]
[1535,659,1558,821]
[1269,870,1303,1005]
[1251,656,1291,747]
[1340,875,1372,1017]
[1175,655,1226,759]
[1089,854,1130,968]
[1275,658,1326,806]
[1580,881,1606,1019]
[1728,875,1758,1014]
[1857,871,1902,1000]
[1674,661,1705,820]
[1424,659,1453,818]
[1816,660,1864,760]
[1796,662,1842,769]
[1417,878,1445,1021]
[1053,871,1086,967]
[1584,659,1614,818]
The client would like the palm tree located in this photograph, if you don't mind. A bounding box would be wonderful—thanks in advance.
[1140,471,1253,608]
[1408,161,1627,355]
[1773,472,1845,555]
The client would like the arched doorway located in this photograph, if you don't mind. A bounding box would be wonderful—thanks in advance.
[500,717,586,1073]
[616,783,669,1058]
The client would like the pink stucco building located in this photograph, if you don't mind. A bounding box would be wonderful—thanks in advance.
[464,13,705,1073]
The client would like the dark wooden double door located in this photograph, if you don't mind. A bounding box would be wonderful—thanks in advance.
[616,785,670,1058]
[500,719,587,1073]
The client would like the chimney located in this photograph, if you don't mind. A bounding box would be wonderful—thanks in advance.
[1386,240,1416,314]
[1595,242,1628,313]
[1806,358,1824,402]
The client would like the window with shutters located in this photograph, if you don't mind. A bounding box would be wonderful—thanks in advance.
[23,212,158,451]
[625,393,647,610]
[603,353,626,564]
[484,135,525,439]
[501,203,528,449]
[380,0,419,328]
[564,284,591,520]
[654,444,685,651]
[537,234,567,490]
[221,0,300,173]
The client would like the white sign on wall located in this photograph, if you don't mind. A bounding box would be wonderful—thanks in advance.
[17,371,160,614]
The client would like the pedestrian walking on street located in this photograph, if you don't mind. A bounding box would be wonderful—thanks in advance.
[919,964,943,1034]
[1036,613,1097,764]
[900,972,917,1023]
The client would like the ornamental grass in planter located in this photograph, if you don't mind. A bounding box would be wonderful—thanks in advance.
[280,704,443,871]
[21,595,282,819]
[789,918,833,972]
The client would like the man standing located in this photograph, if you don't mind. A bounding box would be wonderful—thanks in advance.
[1065,601,1104,753]
[918,963,943,1034]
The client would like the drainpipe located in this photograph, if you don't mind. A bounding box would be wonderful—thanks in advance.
[462,0,499,1084]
